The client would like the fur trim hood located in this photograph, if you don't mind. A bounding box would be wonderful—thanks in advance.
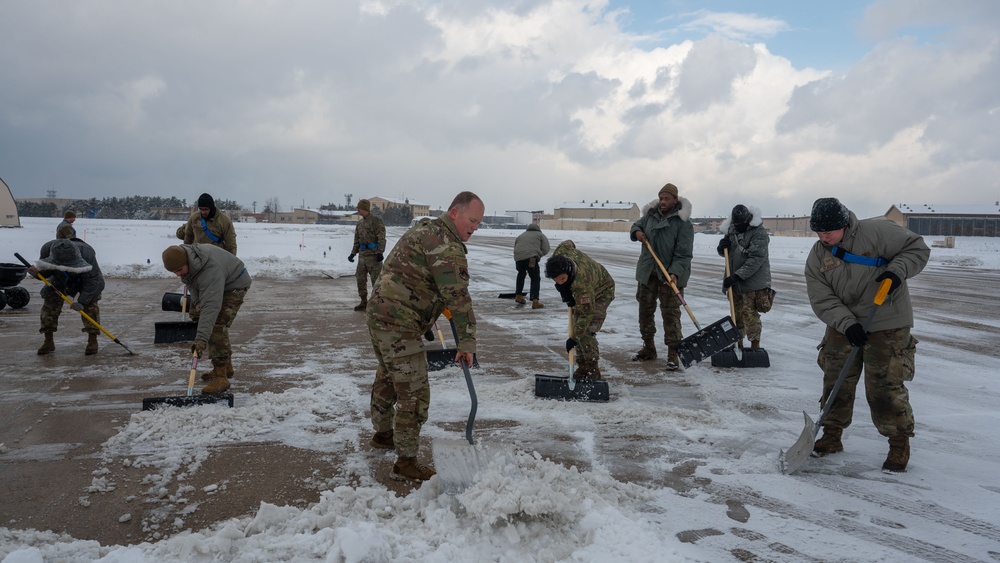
[36,239,93,273]
[641,197,693,222]
[720,204,763,233]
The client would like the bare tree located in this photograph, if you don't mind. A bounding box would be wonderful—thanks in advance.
[263,197,281,222]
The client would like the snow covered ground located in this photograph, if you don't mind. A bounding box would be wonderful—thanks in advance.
[1,216,999,562]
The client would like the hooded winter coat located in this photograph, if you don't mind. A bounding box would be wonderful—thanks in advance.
[513,224,550,262]
[178,244,252,342]
[630,197,694,287]
[719,204,771,294]
[36,239,105,306]
[805,212,929,334]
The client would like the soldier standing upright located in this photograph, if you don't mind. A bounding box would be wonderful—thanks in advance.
[29,238,105,355]
[717,204,773,350]
[512,223,550,308]
[805,197,929,473]
[56,210,77,239]
[367,191,484,482]
[348,198,386,312]
[629,182,694,370]
[544,241,615,379]
[183,193,238,255]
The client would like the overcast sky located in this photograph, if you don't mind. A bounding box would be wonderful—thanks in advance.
[2,0,998,218]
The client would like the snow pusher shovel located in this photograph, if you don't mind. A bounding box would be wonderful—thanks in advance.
[16,252,135,355]
[154,286,197,344]
[426,308,479,371]
[142,350,234,410]
[641,242,741,368]
[431,316,486,493]
[779,278,892,475]
[534,307,609,402]
[711,248,769,368]
[497,293,517,299]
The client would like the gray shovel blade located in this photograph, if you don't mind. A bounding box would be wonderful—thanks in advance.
[780,411,819,475]
[432,440,518,494]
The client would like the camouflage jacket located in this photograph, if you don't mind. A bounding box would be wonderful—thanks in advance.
[184,210,238,255]
[552,240,615,337]
[353,214,386,256]
[178,244,252,342]
[36,239,105,305]
[368,215,476,356]
[630,197,694,287]
[56,220,76,240]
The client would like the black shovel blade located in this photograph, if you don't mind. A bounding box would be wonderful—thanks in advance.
[154,321,197,344]
[710,347,770,368]
[675,316,743,368]
[427,349,479,371]
[497,293,517,299]
[534,374,609,402]
[142,393,234,411]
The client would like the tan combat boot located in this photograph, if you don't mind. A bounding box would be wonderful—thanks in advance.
[392,456,436,481]
[37,333,55,355]
[202,365,231,395]
[202,358,234,381]
[531,299,544,309]
[631,338,656,361]
[882,434,910,473]
[666,346,682,371]
[514,294,526,305]
[353,298,367,312]
[812,427,844,457]
[370,430,394,449]
[84,333,99,355]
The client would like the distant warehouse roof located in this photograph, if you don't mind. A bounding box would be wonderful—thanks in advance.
[889,203,1000,216]
[885,203,1000,237]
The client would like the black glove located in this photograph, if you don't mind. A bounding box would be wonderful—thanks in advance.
[722,275,740,290]
[376,253,384,262]
[424,329,435,342]
[348,253,356,263]
[565,338,577,353]
[875,271,901,294]
[717,237,731,256]
[845,323,868,347]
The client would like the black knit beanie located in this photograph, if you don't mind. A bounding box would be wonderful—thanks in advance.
[809,198,850,232]
[197,193,216,210]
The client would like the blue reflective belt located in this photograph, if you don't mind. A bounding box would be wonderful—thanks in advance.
[831,246,888,267]
[358,243,379,250]
[200,218,222,243]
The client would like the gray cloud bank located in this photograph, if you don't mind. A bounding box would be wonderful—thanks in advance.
[2,0,997,218]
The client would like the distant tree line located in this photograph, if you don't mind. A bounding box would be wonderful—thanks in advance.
[372,205,414,226]
[17,195,240,220]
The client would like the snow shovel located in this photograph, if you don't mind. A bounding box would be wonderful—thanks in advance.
[641,242,741,368]
[154,286,197,344]
[497,292,517,299]
[431,318,485,493]
[15,252,135,355]
[426,309,479,371]
[779,278,892,475]
[711,248,769,368]
[534,307,609,402]
[142,350,234,410]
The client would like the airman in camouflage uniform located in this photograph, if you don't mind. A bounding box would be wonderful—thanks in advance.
[544,241,615,379]
[348,199,386,311]
[717,204,772,348]
[367,191,484,482]
[182,193,238,255]
[805,197,929,473]
[30,238,105,356]
[630,183,694,370]
[56,210,77,239]
[162,243,252,395]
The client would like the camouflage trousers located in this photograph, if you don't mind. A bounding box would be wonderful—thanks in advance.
[39,294,102,335]
[368,327,430,458]
[816,325,917,438]
[355,254,383,300]
[573,298,611,368]
[636,272,683,346]
[192,288,248,367]
[732,290,762,343]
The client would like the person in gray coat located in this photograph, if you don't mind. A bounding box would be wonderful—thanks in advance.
[717,204,772,349]
[162,244,252,395]
[804,197,929,473]
[29,238,106,355]
[512,223,551,308]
